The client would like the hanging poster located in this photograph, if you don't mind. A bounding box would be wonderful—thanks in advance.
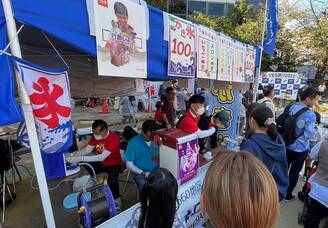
[168,15,196,78]
[177,139,199,185]
[196,26,218,79]
[260,72,307,100]
[233,41,246,82]
[208,85,241,141]
[245,45,256,82]
[14,57,73,154]
[217,34,234,81]
[93,0,147,78]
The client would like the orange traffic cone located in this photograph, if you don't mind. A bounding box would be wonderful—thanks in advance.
[101,97,109,114]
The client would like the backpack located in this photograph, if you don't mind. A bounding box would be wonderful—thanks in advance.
[276,105,309,146]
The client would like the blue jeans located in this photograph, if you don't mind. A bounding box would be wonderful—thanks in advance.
[131,172,147,190]
[286,149,308,198]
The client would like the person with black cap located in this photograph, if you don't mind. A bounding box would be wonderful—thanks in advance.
[198,110,230,153]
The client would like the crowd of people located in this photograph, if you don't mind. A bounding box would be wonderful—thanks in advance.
[66,81,327,228]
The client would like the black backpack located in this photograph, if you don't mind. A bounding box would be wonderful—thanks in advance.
[276,105,309,146]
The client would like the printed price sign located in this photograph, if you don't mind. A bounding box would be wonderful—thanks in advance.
[168,15,196,78]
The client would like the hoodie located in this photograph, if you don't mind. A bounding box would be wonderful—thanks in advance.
[241,133,289,201]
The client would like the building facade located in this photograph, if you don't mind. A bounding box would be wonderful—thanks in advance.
[168,0,266,18]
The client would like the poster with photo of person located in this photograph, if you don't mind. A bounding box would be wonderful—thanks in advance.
[93,0,147,78]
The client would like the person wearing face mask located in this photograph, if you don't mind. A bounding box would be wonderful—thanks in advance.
[66,119,122,200]
[177,94,216,143]
[125,120,161,190]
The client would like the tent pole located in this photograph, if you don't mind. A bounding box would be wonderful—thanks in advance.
[253,0,269,103]
[2,0,56,227]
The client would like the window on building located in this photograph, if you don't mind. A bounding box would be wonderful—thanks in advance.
[188,1,206,16]
[169,0,187,14]
[227,4,234,14]
[208,3,224,16]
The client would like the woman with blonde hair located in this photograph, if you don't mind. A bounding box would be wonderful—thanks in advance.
[201,151,279,228]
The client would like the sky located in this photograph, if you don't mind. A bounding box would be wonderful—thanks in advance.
[284,0,327,11]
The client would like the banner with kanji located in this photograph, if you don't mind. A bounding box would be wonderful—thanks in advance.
[233,41,246,82]
[94,0,147,78]
[217,34,234,81]
[245,45,256,82]
[168,15,196,78]
[196,26,217,80]
[14,57,73,154]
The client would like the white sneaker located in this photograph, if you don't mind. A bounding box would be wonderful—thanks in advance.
[283,193,297,202]
[203,151,213,161]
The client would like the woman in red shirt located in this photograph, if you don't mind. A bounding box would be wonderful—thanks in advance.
[154,101,164,126]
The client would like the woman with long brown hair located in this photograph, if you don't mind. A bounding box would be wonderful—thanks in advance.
[201,151,279,228]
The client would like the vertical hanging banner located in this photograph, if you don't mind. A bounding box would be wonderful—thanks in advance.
[168,15,196,78]
[233,41,246,82]
[93,0,147,78]
[217,34,234,81]
[196,26,217,79]
[245,45,256,82]
[14,58,73,154]
[208,85,241,141]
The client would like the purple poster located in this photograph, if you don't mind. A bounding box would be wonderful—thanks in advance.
[177,139,199,185]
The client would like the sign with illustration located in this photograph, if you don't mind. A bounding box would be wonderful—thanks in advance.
[93,0,147,78]
[177,139,199,185]
[14,58,73,154]
[233,41,246,82]
[217,34,234,81]
[208,85,241,141]
[168,15,196,78]
[196,26,217,80]
[245,45,256,82]
[260,72,307,100]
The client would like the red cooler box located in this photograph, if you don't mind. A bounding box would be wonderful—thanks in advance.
[153,129,199,185]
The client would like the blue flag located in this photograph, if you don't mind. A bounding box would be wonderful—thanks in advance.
[263,0,278,56]
[0,3,23,126]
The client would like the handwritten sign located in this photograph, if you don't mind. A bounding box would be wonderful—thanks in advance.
[196,26,217,79]
[245,45,256,82]
[217,34,234,81]
[233,41,246,82]
[168,15,196,78]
